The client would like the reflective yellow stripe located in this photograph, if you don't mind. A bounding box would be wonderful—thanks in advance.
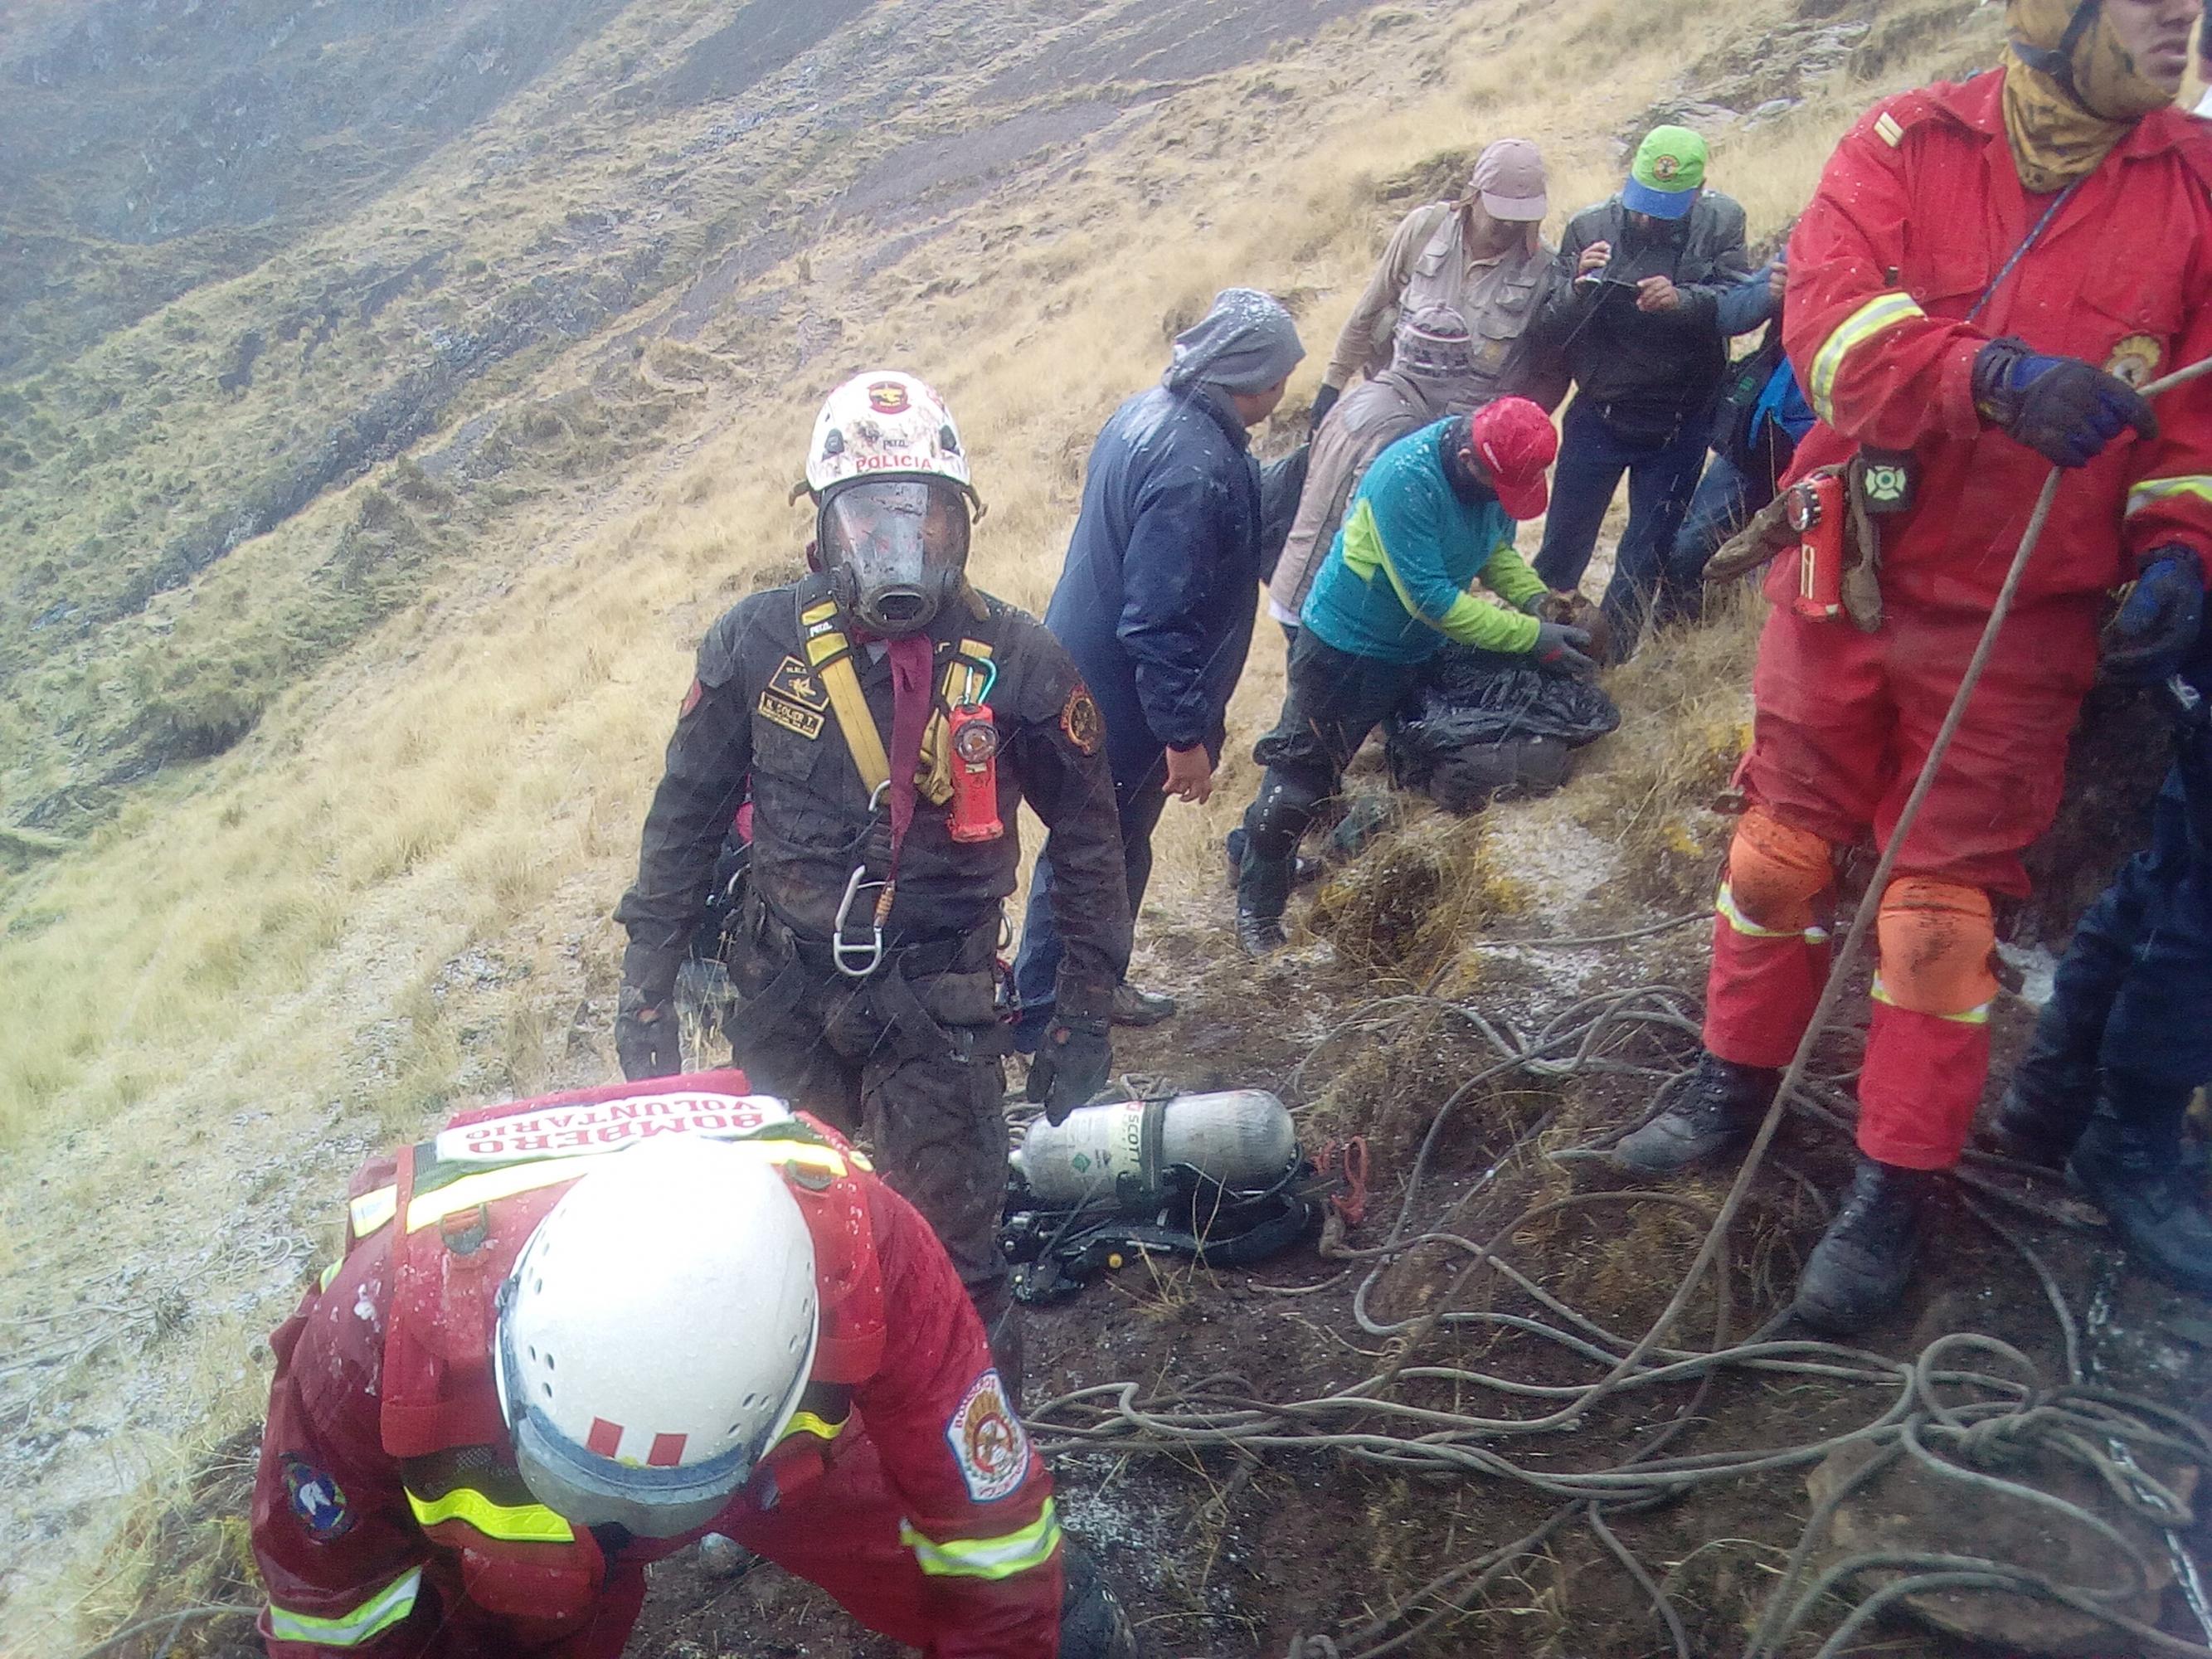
[901,1499,1062,1581]
[318,1259,343,1293]
[2127,476,2212,517]
[780,1410,848,1444]
[350,1185,399,1240]
[405,1141,848,1233]
[1869,975,1991,1024]
[406,1484,576,1543]
[1714,883,1821,943]
[1808,291,1925,426]
[266,1566,422,1647]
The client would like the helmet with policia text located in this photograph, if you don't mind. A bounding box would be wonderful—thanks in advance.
[805,370,980,638]
[494,1136,819,1538]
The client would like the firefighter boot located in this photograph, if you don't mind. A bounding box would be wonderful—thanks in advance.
[1059,1538,1140,1659]
[1236,854,1292,957]
[1985,1014,2100,1169]
[1794,1157,1937,1334]
[2067,1074,2212,1296]
[1612,1053,1780,1175]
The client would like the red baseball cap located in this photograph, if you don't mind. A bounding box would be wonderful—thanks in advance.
[1466,397,1558,520]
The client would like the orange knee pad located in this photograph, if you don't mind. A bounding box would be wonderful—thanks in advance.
[1720,808,1835,936]
[1875,877,1997,1017]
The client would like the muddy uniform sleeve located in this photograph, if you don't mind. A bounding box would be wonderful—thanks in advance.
[254,1239,434,1657]
[615,608,758,1009]
[1004,627,1131,1024]
[856,1181,1064,1659]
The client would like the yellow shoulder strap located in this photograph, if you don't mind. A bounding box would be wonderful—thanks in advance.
[800,600,891,797]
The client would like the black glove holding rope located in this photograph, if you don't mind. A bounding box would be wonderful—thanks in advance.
[1026,1016,1111,1125]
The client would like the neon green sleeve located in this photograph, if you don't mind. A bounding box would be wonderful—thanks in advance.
[1432,589,1542,652]
[1480,540,1549,617]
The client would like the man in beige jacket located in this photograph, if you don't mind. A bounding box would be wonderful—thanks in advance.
[1310,138,1568,430]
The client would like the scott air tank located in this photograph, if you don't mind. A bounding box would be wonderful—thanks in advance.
[1014,1090,1297,1209]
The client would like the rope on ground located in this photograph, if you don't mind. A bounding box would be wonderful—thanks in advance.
[1038,358,2212,1659]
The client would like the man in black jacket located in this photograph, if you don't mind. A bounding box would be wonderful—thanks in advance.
[614,371,1132,1388]
[1531,125,1752,655]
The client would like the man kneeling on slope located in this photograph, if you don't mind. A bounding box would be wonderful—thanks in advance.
[250,1073,1134,1658]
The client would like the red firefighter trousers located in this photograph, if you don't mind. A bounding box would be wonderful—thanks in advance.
[1705,597,2101,1168]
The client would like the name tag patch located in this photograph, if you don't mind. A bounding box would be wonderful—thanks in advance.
[759,692,825,739]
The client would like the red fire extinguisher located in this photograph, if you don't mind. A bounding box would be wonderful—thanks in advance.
[947,703,1004,843]
[1787,474,1845,621]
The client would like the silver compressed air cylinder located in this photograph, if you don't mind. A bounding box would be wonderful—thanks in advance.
[1014,1090,1297,1209]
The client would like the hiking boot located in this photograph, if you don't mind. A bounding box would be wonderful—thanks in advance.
[1110,982,1178,1028]
[1235,853,1293,959]
[2068,1076,2212,1296]
[1223,827,1320,889]
[1794,1157,1936,1335]
[1612,1053,1779,1176]
[1983,1056,2097,1170]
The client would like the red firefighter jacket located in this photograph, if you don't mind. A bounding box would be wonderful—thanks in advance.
[251,1072,1061,1658]
[1781,71,2212,615]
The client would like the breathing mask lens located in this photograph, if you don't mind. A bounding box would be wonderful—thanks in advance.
[819,479,971,635]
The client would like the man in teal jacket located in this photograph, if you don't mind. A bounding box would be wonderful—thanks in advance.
[1233,397,1592,954]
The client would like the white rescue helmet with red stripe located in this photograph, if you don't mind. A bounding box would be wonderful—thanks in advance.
[494,1136,819,1538]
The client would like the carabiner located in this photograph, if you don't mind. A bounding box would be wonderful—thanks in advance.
[832,864,887,979]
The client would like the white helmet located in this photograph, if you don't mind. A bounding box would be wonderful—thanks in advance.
[494,1137,819,1538]
[805,371,979,638]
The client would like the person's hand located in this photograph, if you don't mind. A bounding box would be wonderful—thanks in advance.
[1163,744,1215,804]
[1532,621,1598,680]
[1636,275,1681,314]
[1307,382,1343,434]
[1766,254,1788,304]
[1025,1017,1112,1125]
[615,998,682,1080]
[1576,241,1613,279]
[2103,547,2205,684]
[1972,338,2158,469]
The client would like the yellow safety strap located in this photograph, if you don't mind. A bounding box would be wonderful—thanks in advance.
[406,1485,576,1544]
[900,1499,1062,1581]
[919,640,995,804]
[1870,975,1991,1025]
[780,1409,848,1446]
[801,600,893,796]
[1808,291,1925,426]
[265,1566,423,1647]
[2127,475,2212,518]
[386,1138,848,1235]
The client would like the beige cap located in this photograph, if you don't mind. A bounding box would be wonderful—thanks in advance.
[1469,137,1548,222]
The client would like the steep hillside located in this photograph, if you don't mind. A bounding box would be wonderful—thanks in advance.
[0,0,2088,1652]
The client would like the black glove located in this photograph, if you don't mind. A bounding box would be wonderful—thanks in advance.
[615,992,682,1080]
[1025,1017,1111,1125]
[1971,338,2158,469]
[2103,547,2206,685]
[1307,382,1343,434]
[1532,620,1597,680]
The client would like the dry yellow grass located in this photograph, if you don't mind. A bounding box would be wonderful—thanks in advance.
[2,0,2021,1637]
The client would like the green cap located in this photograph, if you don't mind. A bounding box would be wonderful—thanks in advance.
[1624,125,1708,220]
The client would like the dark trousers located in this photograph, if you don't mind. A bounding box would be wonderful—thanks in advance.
[1534,397,1711,659]
[1244,631,1422,864]
[2015,764,2212,1121]
[1010,766,1167,1046]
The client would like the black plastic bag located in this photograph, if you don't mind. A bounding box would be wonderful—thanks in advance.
[1387,645,1620,812]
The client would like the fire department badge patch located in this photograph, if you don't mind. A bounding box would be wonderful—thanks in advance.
[2104,334,2162,390]
[945,1370,1030,1503]
[282,1455,355,1541]
[1060,684,1103,756]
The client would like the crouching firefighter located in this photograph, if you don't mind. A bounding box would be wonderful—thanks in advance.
[615,372,1133,1392]
[1614,0,2212,1333]
[250,1074,1137,1658]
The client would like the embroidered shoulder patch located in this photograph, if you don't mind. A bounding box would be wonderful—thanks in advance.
[1060,684,1103,756]
[768,654,830,713]
[945,1370,1031,1504]
[678,678,705,718]
[759,691,825,740]
[1874,111,1904,148]
[283,1455,356,1541]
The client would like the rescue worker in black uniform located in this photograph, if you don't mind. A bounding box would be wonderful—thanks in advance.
[614,371,1132,1389]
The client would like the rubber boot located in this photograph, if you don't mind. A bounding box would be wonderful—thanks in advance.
[1235,852,1292,958]
[2068,1074,2212,1295]
[1794,1157,1935,1334]
[1223,827,1320,890]
[1612,1052,1779,1175]
[1059,1538,1140,1659]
